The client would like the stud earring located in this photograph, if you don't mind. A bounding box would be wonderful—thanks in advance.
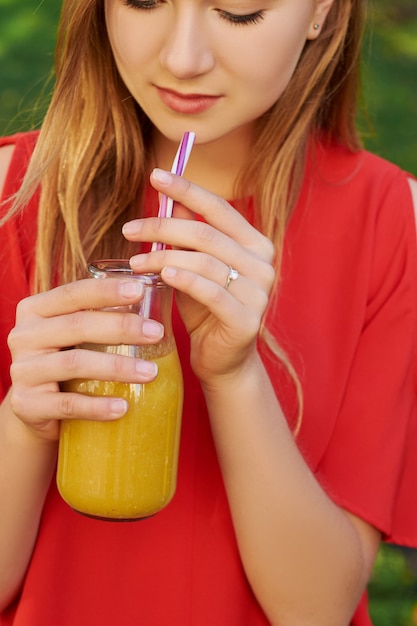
[313,23,320,30]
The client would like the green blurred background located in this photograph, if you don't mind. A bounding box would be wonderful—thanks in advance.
[0,0,417,624]
[0,0,416,174]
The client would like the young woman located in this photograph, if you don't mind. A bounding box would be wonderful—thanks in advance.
[0,0,416,624]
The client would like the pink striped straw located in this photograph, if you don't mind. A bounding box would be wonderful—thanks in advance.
[151,131,196,252]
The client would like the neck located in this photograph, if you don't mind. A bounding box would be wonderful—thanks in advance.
[151,126,255,200]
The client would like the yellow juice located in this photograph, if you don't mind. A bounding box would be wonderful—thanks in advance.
[57,350,183,520]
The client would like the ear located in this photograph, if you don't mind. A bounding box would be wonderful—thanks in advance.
[307,0,336,40]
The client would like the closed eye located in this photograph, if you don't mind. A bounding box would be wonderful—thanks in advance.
[122,0,161,10]
[216,9,265,26]
[121,0,265,25]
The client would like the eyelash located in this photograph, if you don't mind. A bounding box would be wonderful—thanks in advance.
[122,0,160,9]
[122,0,265,27]
[216,9,265,26]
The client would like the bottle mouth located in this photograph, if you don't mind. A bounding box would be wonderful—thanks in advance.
[88,260,164,287]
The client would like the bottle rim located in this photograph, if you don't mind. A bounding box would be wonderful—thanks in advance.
[88,260,165,286]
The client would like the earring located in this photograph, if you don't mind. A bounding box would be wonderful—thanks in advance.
[313,23,320,30]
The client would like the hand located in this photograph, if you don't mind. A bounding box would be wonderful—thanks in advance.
[7,277,163,440]
[123,168,275,386]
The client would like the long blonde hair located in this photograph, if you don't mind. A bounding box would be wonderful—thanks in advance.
[9,0,365,292]
[4,0,366,430]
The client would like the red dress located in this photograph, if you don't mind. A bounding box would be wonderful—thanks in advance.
[1,132,417,625]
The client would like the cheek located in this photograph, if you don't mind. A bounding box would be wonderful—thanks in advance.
[235,24,309,99]
[108,25,138,69]
[105,6,154,74]
[228,5,311,96]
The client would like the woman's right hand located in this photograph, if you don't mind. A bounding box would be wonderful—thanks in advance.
[7,277,163,441]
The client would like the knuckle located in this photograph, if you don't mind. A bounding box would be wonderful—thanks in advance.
[58,392,77,418]
[201,253,218,276]
[116,311,137,342]
[158,249,172,266]
[262,263,276,290]
[7,319,39,356]
[15,290,48,320]
[9,360,24,385]
[181,178,192,194]
[212,284,227,307]
[211,193,231,214]
[60,281,79,303]
[194,221,217,244]
[7,326,19,353]
[68,310,87,337]
[60,348,82,375]
[257,290,270,314]
[260,236,275,264]
[150,217,165,236]
[253,232,276,265]
[109,353,129,379]
[245,311,262,337]
[9,386,27,417]
[14,296,31,321]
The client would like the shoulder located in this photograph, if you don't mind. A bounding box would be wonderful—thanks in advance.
[408,177,417,225]
[306,142,415,229]
[294,142,417,325]
[0,131,39,202]
[0,144,15,200]
[311,140,408,186]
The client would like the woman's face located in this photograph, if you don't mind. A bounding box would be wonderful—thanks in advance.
[105,0,332,145]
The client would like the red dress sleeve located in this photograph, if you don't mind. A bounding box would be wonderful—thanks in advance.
[263,145,417,549]
[0,132,39,400]
[314,168,417,545]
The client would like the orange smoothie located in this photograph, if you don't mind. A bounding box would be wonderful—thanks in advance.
[57,350,183,520]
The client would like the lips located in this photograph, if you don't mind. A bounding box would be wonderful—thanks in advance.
[156,86,221,114]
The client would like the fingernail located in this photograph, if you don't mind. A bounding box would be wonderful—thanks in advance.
[122,220,140,235]
[143,320,164,338]
[129,254,145,268]
[162,266,177,279]
[152,168,173,185]
[136,360,158,376]
[119,280,143,298]
[109,399,128,417]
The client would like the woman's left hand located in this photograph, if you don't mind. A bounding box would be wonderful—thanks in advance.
[122,168,275,385]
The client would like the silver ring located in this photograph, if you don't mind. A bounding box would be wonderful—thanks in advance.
[225,266,239,290]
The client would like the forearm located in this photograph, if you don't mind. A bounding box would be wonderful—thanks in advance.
[202,354,369,626]
[0,390,57,611]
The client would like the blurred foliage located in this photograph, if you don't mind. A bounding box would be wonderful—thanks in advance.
[0,0,59,134]
[369,545,417,626]
[360,1,417,174]
[0,0,416,172]
[0,1,417,624]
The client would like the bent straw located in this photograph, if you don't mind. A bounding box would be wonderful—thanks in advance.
[151,131,196,252]
[142,131,196,318]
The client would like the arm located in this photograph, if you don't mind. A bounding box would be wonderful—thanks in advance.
[0,277,164,610]
[0,395,57,611]
[124,169,382,626]
[202,354,380,625]
[0,144,56,609]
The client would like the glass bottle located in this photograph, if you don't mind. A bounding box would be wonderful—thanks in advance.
[57,260,184,521]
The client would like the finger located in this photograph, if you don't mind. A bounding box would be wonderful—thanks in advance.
[124,168,275,262]
[10,348,159,388]
[129,249,272,308]
[11,386,130,424]
[125,217,275,286]
[161,266,265,340]
[8,309,164,355]
[16,277,144,320]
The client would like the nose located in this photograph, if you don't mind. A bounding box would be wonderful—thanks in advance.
[159,7,215,79]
